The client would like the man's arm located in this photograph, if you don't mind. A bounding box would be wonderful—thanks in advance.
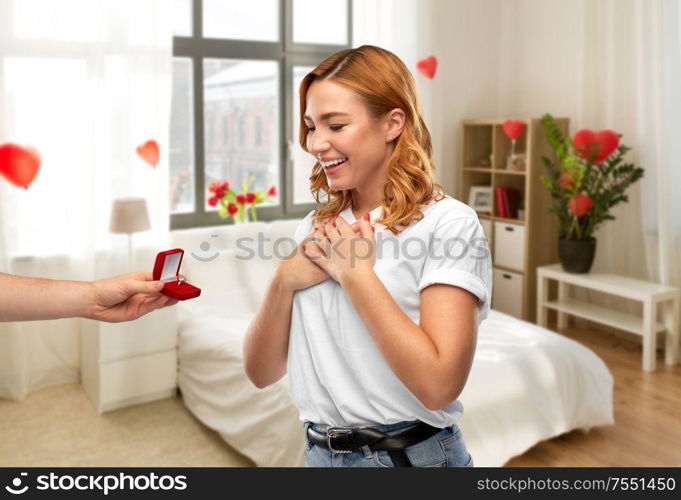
[0,272,177,323]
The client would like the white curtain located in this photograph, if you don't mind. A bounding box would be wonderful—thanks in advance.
[494,0,681,316]
[633,0,681,286]
[0,0,172,401]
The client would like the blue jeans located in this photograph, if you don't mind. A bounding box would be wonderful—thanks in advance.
[303,420,474,468]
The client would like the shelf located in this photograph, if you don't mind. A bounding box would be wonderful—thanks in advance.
[462,118,532,125]
[463,167,526,175]
[543,298,666,336]
[478,214,525,225]
[460,117,570,322]
[493,169,526,176]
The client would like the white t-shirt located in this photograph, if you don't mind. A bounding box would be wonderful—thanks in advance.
[286,194,492,428]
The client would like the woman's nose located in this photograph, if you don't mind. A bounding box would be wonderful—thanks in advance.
[308,131,330,157]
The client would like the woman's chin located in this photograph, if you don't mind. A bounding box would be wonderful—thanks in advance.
[326,176,350,190]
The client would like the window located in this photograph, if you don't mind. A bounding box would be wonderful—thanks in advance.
[170,0,353,229]
[255,116,262,147]
[238,116,245,147]
[222,116,229,146]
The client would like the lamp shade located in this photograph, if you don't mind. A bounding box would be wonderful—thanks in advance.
[109,197,151,234]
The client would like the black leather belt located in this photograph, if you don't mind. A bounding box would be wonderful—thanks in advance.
[306,421,443,467]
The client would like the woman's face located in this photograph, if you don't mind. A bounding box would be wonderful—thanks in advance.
[304,79,402,192]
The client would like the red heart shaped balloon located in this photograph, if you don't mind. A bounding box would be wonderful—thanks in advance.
[573,129,619,163]
[136,140,160,167]
[0,143,41,189]
[416,56,438,79]
[502,120,525,141]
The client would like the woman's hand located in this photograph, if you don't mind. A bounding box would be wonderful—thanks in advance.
[275,219,369,292]
[274,232,330,292]
[303,214,376,285]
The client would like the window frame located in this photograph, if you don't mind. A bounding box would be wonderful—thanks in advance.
[171,0,353,229]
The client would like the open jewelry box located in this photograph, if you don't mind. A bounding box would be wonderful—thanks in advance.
[152,248,201,300]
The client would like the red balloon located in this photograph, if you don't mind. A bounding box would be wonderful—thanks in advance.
[416,56,438,79]
[0,143,41,189]
[136,140,160,167]
[503,120,525,141]
[573,129,619,163]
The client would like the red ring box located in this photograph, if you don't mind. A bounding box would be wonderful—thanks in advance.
[152,248,201,300]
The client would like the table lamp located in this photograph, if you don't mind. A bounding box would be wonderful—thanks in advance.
[109,197,151,267]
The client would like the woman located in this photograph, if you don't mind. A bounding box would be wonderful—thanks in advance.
[243,45,492,467]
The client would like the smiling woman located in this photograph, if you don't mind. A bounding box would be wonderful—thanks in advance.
[243,45,492,468]
[298,45,445,232]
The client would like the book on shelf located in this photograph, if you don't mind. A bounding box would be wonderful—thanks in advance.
[495,187,507,218]
[495,186,522,219]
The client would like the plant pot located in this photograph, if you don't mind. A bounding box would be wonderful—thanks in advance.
[558,237,596,273]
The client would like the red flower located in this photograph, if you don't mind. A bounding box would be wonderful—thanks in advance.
[246,192,256,203]
[267,186,277,197]
[570,193,594,217]
[208,196,219,207]
[227,203,239,215]
[236,194,246,204]
[209,181,230,194]
[560,172,575,190]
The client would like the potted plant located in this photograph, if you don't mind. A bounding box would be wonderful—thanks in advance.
[540,113,644,273]
[208,173,277,224]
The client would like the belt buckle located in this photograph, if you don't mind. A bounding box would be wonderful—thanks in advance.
[327,427,353,454]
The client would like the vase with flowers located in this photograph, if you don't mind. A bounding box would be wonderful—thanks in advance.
[207,173,277,224]
[540,113,644,273]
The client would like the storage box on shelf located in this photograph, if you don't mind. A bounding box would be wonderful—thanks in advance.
[459,117,570,321]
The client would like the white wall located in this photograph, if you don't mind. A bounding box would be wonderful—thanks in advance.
[434,0,502,193]
[353,0,502,194]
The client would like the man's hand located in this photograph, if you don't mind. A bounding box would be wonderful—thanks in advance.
[84,272,179,323]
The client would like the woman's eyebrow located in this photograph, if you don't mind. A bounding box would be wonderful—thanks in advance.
[303,111,350,121]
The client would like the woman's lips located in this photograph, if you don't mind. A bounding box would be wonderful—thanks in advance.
[325,159,347,176]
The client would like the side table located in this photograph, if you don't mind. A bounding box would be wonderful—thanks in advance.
[537,264,680,372]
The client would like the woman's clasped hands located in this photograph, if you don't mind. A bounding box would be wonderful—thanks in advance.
[303,214,376,285]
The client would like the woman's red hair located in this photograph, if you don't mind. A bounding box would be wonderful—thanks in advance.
[298,45,445,235]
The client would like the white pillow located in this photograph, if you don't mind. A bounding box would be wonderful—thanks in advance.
[179,248,277,316]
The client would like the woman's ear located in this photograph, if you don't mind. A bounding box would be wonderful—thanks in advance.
[386,108,405,142]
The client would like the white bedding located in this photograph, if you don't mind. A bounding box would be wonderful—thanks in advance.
[177,302,614,467]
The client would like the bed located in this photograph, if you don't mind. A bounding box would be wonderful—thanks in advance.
[172,223,614,467]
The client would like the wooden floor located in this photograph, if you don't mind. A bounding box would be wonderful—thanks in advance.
[1,321,679,467]
[505,322,681,466]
